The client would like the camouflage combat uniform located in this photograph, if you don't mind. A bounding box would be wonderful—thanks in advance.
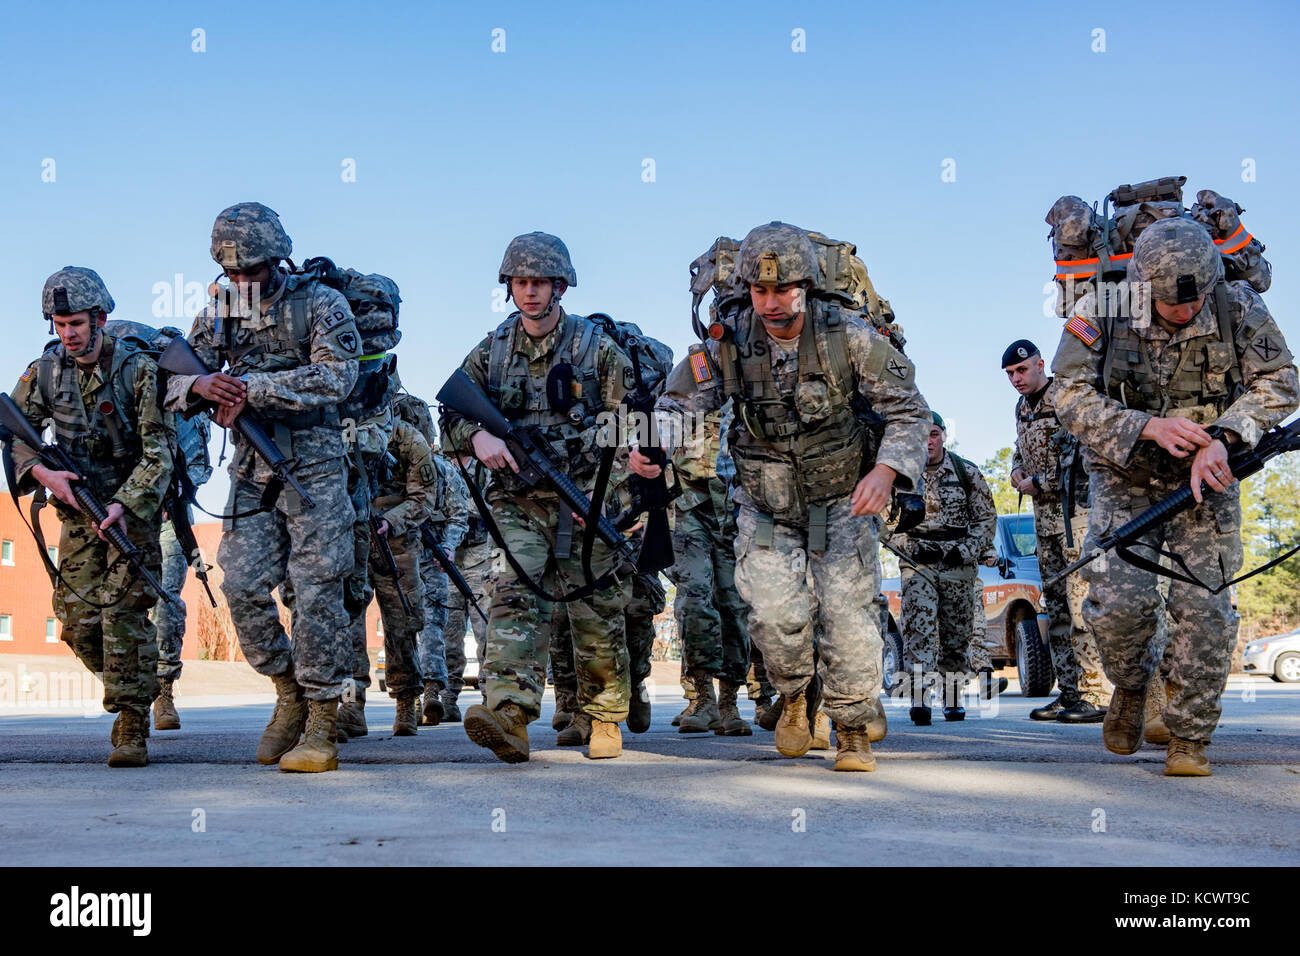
[442,308,636,726]
[1053,280,1298,743]
[657,299,930,729]
[416,453,470,693]
[154,409,212,682]
[968,563,993,673]
[668,408,751,685]
[165,271,362,700]
[1011,380,1107,705]
[442,458,492,697]
[369,419,437,698]
[10,331,173,716]
[893,450,996,702]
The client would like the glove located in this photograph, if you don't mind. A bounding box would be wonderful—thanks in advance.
[942,547,965,568]
[913,542,943,564]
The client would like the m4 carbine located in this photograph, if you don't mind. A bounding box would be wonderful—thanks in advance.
[0,392,180,610]
[158,338,315,509]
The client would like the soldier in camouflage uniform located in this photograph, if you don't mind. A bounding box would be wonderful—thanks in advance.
[641,222,931,772]
[967,556,1006,698]
[165,202,362,773]
[7,268,173,767]
[1003,338,1109,721]
[151,406,212,730]
[891,412,996,725]
[443,232,636,763]
[368,413,437,734]
[1052,217,1298,775]
[441,454,492,721]
[668,405,753,735]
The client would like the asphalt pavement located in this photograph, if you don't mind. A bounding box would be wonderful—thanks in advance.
[2,680,1297,866]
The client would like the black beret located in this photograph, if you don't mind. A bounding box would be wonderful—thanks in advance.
[1001,339,1040,368]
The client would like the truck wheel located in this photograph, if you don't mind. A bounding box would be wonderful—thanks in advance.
[1015,618,1054,697]
[881,624,905,694]
[1273,651,1300,683]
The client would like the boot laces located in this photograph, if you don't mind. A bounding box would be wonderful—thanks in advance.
[1170,737,1198,758]
[779,693,805,728]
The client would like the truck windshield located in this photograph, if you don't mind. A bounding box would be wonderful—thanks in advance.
[1002,514,1037,558]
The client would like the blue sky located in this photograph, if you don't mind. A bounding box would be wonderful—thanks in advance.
[2,0,1297,511]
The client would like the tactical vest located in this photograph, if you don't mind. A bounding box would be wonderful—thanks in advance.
[216,273,340,430]
[35,335,146,496]
[485,310,607,492]
[1101,282,1243,424]
[719,302,865,519]
[675,409,723,484]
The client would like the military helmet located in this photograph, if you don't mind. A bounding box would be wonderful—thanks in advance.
[497,232,577,286]
[210,202,293,269]
[42,266,115,318]
[1130,217,1221,304]
[734,222,824,286]
[345,270,402,319]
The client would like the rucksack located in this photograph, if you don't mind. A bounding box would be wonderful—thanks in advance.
[688,230,906,351]
[1046,176,1271,317]
[589,314,675,390]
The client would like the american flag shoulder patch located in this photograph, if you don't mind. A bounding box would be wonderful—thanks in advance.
[1065,314,1101,346]
[689,349,712,384]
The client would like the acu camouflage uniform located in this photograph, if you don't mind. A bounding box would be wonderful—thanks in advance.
[416,452,470,692]
[10,328,173,716]
[657,299,931,729]
[1012,380,1108,705]
[442,457,492,696]
[368,418,437,698]
[893,450,996,702]
[443,308,636,725]
[1053,277,1298,743]
[165,270,362,700]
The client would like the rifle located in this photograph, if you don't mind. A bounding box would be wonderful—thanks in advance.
[609,336,679,574]
[369,513,414,617]
[436,368,639,586]
[0,392,181,610]
[163,486,217,607]
[1043,419,1300,592]
[157,338,316,509]
[1055,430,1083,549]
[419,523,488,624]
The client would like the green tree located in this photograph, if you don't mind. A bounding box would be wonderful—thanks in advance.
[980,446,1024,515]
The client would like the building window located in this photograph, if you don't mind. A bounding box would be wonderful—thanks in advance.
[47,545,58,565]
[46,618,59,643]
[0,615,11,640]
[1,540,12,566]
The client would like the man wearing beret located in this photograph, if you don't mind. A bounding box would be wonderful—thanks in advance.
[1003,339,1108,721]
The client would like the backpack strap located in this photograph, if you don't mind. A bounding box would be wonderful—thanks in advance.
[1212,279,1244,401]
[949,453,974,511]
[486,315,517,406]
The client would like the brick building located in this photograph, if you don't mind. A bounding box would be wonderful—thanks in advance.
[0,493,384,661]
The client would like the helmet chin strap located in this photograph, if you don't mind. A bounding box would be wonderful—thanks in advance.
[507,281,561,323]
[66,315,102,360]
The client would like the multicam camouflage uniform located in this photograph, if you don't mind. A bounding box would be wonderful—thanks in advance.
[1011,380,1107,705]
[668,408,751,686]
[1052,222,1298,745]
[11,288,172,720]
[893,449,996,704]
[165,253,361,702]
[443,308,636,727]
[657,300,930,730]
[369,419,437,699]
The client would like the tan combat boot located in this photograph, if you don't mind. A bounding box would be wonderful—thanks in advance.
[679,674,722,734]
[810,710,831,750]
[716,679,753,736]
[337,698,367,739]
[463,702,530,763]
[394,694,419,736]
[107,708,149,768]
[153,677,181,731]
[279,699,340,772]
[774,687,812,757]
[1144,679,1171,745]
[867,696,888,743]
[556,712,592,746]
[257,673,309,765]
[1165,736,1211,777]
[552,685,577,731]
[671,675,696,727]
[832,723,876,772]
[1102,685,1147,755]
[112,710,150,746]
[587,719,622,759]
[421,681,444,726]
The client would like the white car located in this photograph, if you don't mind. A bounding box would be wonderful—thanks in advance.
[1242,629,1300,683]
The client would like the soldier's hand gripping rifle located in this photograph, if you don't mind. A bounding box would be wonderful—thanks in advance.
[361,452,414,617]
[436,369,639,589]
[877,489,933,579]
[0,392,181,610]
[157,338,316,509]
[419,523,488,624]
[608,337,679,574]
[1043,419,1300,592]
